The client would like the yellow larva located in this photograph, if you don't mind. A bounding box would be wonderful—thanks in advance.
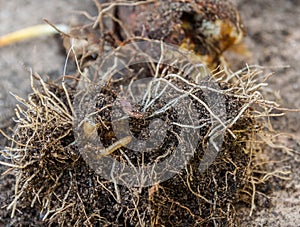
[82,121,132,158]
[96,136,132,159]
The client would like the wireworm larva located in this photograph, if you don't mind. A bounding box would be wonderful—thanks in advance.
[96,136,132,159]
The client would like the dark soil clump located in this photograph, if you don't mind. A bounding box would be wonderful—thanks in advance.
[0,1,291,226]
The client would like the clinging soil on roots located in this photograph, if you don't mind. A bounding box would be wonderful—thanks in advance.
[0,61,286,226]
[0,0,292,226]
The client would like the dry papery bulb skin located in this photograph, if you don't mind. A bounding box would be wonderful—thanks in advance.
[0,0,292,226]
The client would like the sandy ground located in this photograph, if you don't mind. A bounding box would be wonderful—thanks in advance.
[235,0,300,226]
[0,0,299,226]
[0,0,96,130]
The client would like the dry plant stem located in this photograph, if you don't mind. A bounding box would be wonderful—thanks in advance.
[0,24,69,47]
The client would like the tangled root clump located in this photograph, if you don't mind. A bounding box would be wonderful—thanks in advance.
[0,63,290,226]
[0,0,293,226]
